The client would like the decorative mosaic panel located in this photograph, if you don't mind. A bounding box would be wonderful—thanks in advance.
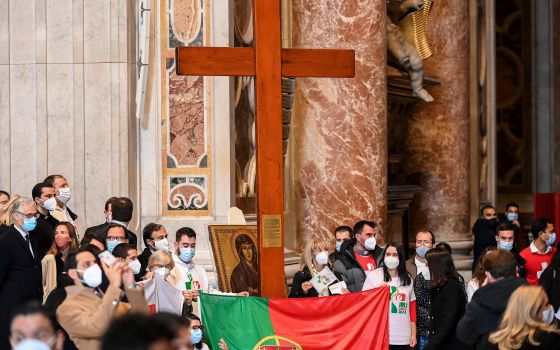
[161,0,212,216]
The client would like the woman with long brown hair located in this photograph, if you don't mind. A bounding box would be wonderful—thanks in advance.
[41,221,79,301]
[424,246,469,350]
[484,286,560,350]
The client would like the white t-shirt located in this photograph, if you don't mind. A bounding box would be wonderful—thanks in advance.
[362,268,415,345]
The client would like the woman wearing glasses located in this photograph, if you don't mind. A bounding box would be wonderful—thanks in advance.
[184,313,210,350]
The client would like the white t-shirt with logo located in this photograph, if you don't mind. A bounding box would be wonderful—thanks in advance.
[362,267,415,345]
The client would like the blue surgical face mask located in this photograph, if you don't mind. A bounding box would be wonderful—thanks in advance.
[498,240,514,251]
[22,217,37,232]
[506,212,518,221]
[106,240,123,253]
[191,328,203,344]
[546,232,556,247]
[335,241,342,252]
[179,247,195,263]
[416,245,430,258]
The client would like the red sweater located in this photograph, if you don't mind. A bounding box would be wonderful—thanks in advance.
[519,244,556,285]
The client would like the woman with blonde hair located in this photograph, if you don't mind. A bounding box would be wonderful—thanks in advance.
[289,237,347,297]
[484,285,560,350]
[41,221,79,301]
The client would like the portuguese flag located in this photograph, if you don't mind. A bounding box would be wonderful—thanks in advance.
[201,287,389,350]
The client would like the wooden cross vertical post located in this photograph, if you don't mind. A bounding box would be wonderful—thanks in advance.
[176,1,354,297]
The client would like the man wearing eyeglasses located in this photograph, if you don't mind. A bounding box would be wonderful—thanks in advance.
[0,197,43,350]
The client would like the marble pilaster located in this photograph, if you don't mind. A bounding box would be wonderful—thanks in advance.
[290,0,388,243]
[402,0,470,239]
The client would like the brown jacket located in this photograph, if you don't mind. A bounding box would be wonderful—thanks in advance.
[56,284,148,350]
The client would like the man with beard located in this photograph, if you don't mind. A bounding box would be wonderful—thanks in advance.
[230,234,258,295]
[472,205,499,272]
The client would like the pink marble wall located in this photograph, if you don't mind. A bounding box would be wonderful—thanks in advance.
[403,0,470,239]
[291,0,387,243]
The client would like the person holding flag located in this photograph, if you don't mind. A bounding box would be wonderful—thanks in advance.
[363,241,417,350]
[289,237,349,297]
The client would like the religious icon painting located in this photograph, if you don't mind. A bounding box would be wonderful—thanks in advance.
[208,225,259,296]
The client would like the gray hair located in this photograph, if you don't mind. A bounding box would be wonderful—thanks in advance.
[10,197,36,220]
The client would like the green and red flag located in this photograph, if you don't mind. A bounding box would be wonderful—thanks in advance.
[200,287,389,350]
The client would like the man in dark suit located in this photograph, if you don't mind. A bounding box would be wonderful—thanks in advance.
[0,197,43,349]
[138,223,168,279]
[43,174,78,229]
[31,181,58,259]
[83,196,117,237]
[84,197,137,248]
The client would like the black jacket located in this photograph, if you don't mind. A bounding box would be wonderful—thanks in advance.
[472,218,500,271]
[332,238,384,292]
[31,213,56,260]
[457,277,527,349]
[0,226,43,349]
[138,247,152,278]
[425,278,469,350]
[482,330,560,350]
[539,259,560,312]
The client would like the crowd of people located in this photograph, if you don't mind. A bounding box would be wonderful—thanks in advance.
[1,175,560,349]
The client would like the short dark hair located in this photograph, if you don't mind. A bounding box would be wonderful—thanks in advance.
[101,313,176,350]
[80,232,105,249]
[496,221,516,234]
[353,220,377,236]
[426,247,462,289]
[482,249,517,279]
[334,226,353,238]
[111,197,133,222]
[64,245,100,272]
[143,223,164,246]
[31,182,54,200]
[43,175,65,187]
[505,202,519,212]
[105,197,119,211]
[416,229,435,244]
[531,217,553,238]
[0,190,10,198]
[10,300,58,332]
[480,204,495,216]
[112,243,136,259]
[176,227,196,242]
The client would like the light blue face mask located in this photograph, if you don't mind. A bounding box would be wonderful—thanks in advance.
[416,245,430,258]
[506,212,518,221]
[335,241,342,252]
[106,240,124,253]
[546,232,556,247]
[498,240,513,251]
[179,247,195,263]
[22,217,37,232]
[191,329,203,344]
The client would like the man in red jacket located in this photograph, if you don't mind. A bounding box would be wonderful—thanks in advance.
[519,218,556,285]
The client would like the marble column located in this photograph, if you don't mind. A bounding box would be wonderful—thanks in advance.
[290,1,387,243]
[554,2,560,192]
[402,0,470,240]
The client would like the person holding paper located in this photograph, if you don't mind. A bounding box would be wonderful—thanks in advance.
[289,237,348,298]
[362,241,417,350]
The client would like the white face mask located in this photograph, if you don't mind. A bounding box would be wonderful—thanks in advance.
[384,256,399,270]
[154,267,170,278]
[80,264,102,288]
[56,187,72,204]
[314,251,329,266]
[542,306,555,324]
[154,238,169,251]
[128,259,142,275]
[42,197,57,212]
[14,337,55,350]
[364,237,377,251]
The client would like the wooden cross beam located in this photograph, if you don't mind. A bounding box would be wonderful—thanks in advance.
[176,1,355,297]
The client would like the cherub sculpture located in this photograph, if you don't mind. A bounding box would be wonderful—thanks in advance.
[387,0,434,102]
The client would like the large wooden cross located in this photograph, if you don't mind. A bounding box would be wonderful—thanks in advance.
[176,1,355,297]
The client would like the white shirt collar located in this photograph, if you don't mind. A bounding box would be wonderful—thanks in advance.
[172,252,194,270]
[530,241,552,255]
[14,225,28,239]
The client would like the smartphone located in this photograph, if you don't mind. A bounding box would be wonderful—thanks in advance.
[99,250,117,267]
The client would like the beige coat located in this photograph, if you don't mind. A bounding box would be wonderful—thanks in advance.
[56,284,148,350]
[41,254,57,302]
